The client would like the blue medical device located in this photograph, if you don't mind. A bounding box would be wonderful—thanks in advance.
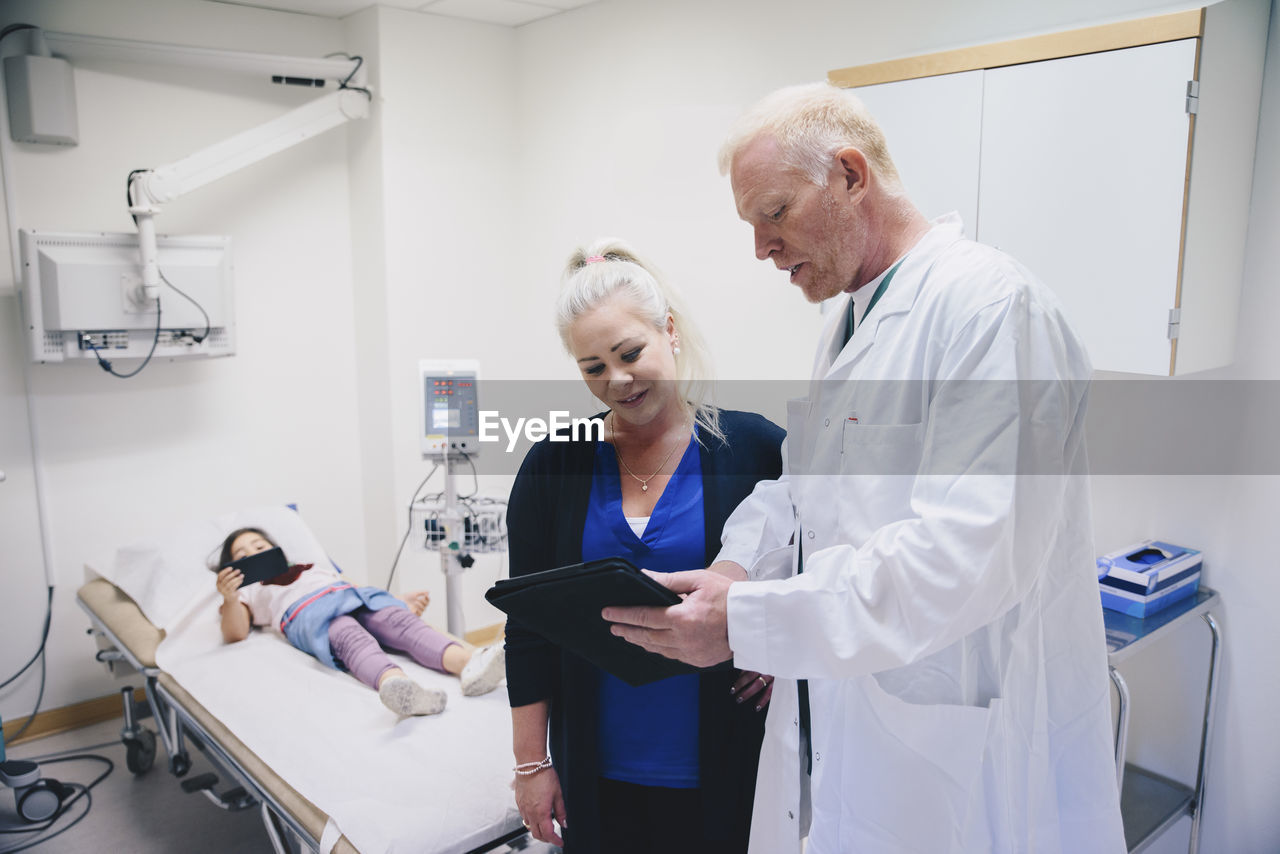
[1097,539,1203,618]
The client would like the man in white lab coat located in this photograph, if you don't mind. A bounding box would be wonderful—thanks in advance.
[605,82,1127,853]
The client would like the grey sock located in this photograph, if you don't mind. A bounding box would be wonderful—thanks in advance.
[378,677,447,716]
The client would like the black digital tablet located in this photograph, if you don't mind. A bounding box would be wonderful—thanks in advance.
[485,557,699,686]
[228,547,289,587]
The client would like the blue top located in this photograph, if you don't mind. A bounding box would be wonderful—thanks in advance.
[506,408,784,849]
[280,585,405,669]
[583,432,705,789]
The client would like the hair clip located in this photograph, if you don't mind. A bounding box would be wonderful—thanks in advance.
[584,255,607,264]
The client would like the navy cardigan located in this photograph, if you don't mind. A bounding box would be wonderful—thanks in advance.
[504,409,785,853]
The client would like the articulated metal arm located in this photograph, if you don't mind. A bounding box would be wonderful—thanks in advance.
[127,87,369,299]
[41,29,371,302]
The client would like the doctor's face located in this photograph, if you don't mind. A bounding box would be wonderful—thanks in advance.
[731,135,867,303]
[566,294,679,430]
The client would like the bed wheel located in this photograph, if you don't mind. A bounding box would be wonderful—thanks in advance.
[124,729,157,775]
[169,752,191,777]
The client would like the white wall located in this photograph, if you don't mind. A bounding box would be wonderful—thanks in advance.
[0,0,368,720]
[350,6,520,634]
[2,0,1276,850]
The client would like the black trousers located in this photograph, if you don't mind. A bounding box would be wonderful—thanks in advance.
[596,777,742,854]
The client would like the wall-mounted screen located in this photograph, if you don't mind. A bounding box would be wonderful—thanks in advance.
[17,228,234,363]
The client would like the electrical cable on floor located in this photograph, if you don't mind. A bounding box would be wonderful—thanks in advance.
[0,754,113,853]
[13,741,119,761]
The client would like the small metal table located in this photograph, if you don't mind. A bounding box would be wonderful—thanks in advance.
[1105,587,1221,854]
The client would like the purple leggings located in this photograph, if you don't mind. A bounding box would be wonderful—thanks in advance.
[327,607,459,690]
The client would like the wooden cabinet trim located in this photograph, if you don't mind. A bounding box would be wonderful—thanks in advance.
[1170,33,1204,375]
[828,9,1204,88]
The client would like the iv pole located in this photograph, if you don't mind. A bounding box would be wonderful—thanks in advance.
[440,455,468,638]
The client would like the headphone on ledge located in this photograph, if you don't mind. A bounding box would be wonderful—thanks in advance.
[0,760,73,823]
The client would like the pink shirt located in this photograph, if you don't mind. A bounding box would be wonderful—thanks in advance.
[235,564,344,632]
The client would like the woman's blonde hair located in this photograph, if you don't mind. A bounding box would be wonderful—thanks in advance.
[555,238,723,444]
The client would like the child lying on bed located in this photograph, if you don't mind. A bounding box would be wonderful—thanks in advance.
[213,527,505,717]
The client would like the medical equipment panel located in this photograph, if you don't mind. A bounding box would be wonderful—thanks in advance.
[3,52,79,145]
[419,359,480,457]
[17,229,234,363]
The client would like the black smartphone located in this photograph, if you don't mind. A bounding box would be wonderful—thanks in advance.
[228,547,289,586]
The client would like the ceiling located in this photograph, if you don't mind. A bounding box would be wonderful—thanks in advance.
[212,0,601,28]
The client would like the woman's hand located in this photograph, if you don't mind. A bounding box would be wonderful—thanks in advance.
[731,670,775,712]
[513,767,566,847]
[402,590,431,616]
[216,567,244,601]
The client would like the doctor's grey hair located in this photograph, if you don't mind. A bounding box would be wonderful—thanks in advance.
[718,81,904,193]
[556,238,723,444]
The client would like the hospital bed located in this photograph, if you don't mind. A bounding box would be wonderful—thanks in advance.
[74,506,532,854]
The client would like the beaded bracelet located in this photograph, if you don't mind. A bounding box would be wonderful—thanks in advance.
[514,756,553,776]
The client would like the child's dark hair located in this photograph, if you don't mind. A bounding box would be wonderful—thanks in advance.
[213,527,277,571]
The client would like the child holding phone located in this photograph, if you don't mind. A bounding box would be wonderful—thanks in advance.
[214,526,504,716]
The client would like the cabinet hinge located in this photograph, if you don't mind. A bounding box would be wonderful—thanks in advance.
[1186,80,1200,115]
[1168,307,1182,340]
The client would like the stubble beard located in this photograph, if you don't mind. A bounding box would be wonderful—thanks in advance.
[802,190,863,304]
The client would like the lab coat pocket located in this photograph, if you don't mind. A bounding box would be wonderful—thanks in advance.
[840,420,924,476]
[840,675,994,853]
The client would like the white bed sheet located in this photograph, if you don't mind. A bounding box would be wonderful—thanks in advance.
[104,506,522,854]
[156,592,521,854]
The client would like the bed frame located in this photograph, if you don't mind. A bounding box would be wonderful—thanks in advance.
[76,577,533,854]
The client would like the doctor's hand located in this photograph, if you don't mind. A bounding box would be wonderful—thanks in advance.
[513,766,566,847]
[604,569,734,668]
[732,670,775,712]
[402,590,431,616]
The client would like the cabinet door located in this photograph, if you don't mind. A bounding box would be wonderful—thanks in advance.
[976,39,1197,375]
[854,70,983,232]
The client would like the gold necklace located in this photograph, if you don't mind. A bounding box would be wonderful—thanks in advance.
[610,413,687,492]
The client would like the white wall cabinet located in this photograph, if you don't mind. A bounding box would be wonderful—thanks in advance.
[977,40,1196,376]
[852,70,984,232]
[833,0,1270,375]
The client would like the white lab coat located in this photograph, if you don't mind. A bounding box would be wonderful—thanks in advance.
[720,215,1126,854]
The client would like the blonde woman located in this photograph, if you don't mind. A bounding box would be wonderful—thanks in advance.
[503,240,784,853]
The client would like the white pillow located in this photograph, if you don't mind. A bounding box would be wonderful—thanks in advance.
[103,505,335,631]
